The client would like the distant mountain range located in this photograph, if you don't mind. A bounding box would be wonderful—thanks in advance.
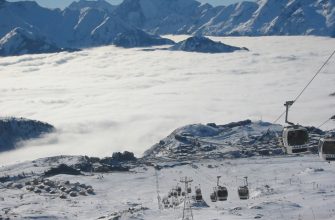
[117,0,335,37]
[0,0,334,56]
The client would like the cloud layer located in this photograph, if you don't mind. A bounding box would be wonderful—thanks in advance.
[0,35,334,165]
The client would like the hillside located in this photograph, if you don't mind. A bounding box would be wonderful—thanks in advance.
[144,120,325,160]
[0,117,54,152]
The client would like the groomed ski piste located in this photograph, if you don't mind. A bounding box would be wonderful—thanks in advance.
[0,35,335,219]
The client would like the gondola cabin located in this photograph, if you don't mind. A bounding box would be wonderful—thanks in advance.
[238,176,249,200]
[217,186,228,201]
[210,189,217,202]
[318,138,335,161]
[195,187,203,201]
[238,186,249,200]
[282,125,309,154]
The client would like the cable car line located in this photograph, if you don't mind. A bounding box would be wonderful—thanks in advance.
[318,115,335,128]
[318,118,331,129]
[273,49,335,124]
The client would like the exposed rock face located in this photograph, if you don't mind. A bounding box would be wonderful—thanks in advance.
[111,151,137,162]
[44,164,82,177]
[169,36,247,53]
[0,117,54,152]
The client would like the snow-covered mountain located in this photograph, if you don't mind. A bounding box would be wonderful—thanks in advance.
[0,27,78,56]
[114,29,175,47]
[0,0,334,56]
[0,0,174,55]
[113,0,335,37]
[0,117,54,152]
[194,0,335,37]
[144,120,324,160]
[113,0,203,34]
[169,36,247,53]
[67,0,116,13]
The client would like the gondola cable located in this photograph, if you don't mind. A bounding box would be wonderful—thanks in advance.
[273,49,335,124]
[318,115,335,129]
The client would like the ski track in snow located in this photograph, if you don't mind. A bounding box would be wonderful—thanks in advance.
[0,36,334,165]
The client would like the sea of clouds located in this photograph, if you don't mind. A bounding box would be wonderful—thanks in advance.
[0,35,334,165]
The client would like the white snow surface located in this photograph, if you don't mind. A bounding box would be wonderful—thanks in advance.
[0,35,334,165]
[1,155,335,219]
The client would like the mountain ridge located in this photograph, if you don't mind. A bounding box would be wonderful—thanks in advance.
[0,0,334,56]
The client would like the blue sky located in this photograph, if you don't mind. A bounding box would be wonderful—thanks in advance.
[7,0,250,9]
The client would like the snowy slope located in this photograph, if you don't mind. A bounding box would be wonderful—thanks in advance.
[1,154,335,219]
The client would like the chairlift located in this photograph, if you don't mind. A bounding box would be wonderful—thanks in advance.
[195,186,203,201]
[282,101,309,154]
[187,186,192,194]
[238,177,249,200]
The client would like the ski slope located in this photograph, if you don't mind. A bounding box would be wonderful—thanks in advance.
[1,155,335,219]
[0,36,334,164]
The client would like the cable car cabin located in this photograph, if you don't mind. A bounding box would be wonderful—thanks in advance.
[195,187,203,201]
[217,186,228,201]
[282,126,309,154]
[173,190,178,197]
[318,138,335,161]
[210,190,217,202]
[176,186,182,196]
[238,186,249,200]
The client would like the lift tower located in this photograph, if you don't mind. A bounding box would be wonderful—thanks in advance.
[180,177,194,220]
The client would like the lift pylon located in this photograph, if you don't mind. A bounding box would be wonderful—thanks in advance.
[180,177,194,220]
